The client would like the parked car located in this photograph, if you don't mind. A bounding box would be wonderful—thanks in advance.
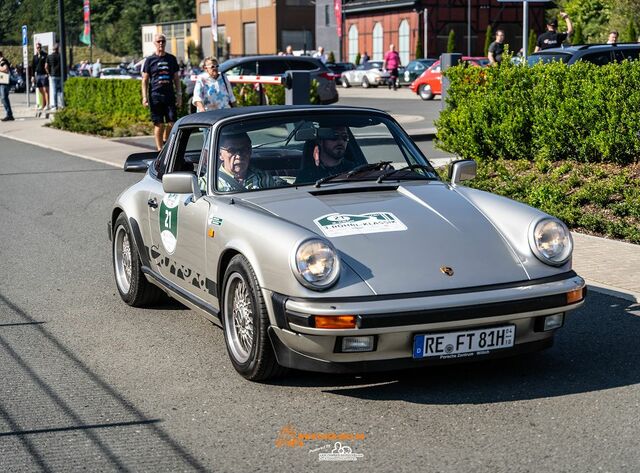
[410,57,490,100]
[399,59,437,86]
[100,67,134,79]
[110,105,586,381]
[528,43,640,66]
[340,61,390,88]
[219,55,339,104]
[326,62,355,84]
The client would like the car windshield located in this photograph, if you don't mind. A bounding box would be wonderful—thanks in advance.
[528,53,572,65]
[212,113,438,193]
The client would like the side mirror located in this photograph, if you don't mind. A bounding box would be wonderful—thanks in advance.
[124,151,157,172]
[162,172,202,199]
[449,159,477,185]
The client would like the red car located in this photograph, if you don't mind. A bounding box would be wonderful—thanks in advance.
[410,57,490,100]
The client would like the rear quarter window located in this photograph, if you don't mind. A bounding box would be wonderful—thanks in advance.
[580,51,614,66]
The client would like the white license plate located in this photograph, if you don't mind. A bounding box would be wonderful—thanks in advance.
[413,325,515,359]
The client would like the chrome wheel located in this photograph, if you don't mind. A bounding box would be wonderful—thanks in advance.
[114,225,132,294]
[224,273,254,363]
[419,84,433,100]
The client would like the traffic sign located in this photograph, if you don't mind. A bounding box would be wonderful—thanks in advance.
[22,25,28,46]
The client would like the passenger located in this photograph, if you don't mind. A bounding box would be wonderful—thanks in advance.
[216,132,284,191]
[295,126,353,184]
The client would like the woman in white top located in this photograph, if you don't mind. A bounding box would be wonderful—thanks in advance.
[192,57,236,112]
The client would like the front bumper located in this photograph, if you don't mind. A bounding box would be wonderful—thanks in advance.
[266,272,585,373]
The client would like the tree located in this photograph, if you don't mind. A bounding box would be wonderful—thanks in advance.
[415,34,423,59]
[571,22,584,45]
[355,52,361,65]
[447,29,456,53]
[528,29,537,55]
[623,22,637,43]
[484,25,493,56]
[327,50,335,63]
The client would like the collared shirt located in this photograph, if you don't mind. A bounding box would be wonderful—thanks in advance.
[217,165,285,192]
[193,73,236,111]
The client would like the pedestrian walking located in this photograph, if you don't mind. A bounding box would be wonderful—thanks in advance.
[383,44,401,91]
[141,33,182,151]
[92,58,102,78]
[45,44,63,111]
[0,51,15,121]
[313,46,327,64]
[192,57,236,112]
[32,43,49,115]
[535,12,573,52]
[488,30,506,65]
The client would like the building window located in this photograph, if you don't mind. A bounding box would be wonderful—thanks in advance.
[281,30,313,52]
[244,22,257,55]
[348,25,358,63]
[217,25,227,58]
[325,5,330,27]
[373,22,383,61]
[398,20,410,65]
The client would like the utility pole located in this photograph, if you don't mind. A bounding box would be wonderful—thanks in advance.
[467,0,471,56]
[58,0,67,84]
[423,8,428,58]
[522,0,529,58]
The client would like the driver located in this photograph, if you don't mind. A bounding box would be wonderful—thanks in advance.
[295,126,354,184]
[216,131,284,191]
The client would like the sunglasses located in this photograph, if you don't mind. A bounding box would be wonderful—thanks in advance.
[221,146,251,156]
[326,133,350,142]
[205,64,218,68]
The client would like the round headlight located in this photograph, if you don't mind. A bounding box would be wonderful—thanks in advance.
[291,239,340,290]
[529,218,573,266]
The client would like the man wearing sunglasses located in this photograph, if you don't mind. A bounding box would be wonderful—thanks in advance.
[142,34,182,150]
[295,126,354,184]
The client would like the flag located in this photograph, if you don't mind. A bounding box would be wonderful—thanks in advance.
[209,0,218,42]
[79,0,91,45]
[334,0,342,38]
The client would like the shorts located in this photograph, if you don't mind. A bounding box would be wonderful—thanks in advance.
[150,96,177,125]
[35,74,48,88]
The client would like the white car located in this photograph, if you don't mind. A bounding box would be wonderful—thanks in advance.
[341,61,390,88]
[100,68,134,80]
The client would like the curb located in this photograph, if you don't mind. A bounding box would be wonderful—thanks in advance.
[584,280,639,303]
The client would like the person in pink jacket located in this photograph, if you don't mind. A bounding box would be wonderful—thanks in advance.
[383,44,401,91]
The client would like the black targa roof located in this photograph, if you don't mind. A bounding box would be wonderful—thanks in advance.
[175,105,391,127]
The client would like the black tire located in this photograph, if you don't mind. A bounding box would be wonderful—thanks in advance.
[341,77,350,88]
[361,76,370,88]
[222,255,284,381]
[112,213,164,307]
[418,84,434,100]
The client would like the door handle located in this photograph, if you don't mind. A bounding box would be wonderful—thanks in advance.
[147,198,158,209]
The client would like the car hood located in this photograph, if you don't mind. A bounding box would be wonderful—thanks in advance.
[240,182,529,295]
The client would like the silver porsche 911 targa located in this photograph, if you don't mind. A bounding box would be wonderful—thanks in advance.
[109,105,586,381]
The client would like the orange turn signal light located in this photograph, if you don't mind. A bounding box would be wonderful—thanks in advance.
[314,315,356,329]
[566,287,584,304]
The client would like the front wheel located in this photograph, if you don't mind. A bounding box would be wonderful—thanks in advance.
[222,255,283,381]
[418,84,434,100]
[112,213,164,307]
[341,77,350,88]
[361,76,370,88]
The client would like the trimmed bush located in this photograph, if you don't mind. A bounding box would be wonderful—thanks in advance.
[436,60,640,165]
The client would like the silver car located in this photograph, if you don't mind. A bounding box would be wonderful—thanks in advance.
[110,106,586,381]
[340,61,390,88]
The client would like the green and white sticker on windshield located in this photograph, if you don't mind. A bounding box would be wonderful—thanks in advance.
[159,193,180,254]
[314,212,407,238]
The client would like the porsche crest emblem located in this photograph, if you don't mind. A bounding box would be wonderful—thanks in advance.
[440,266,454,277]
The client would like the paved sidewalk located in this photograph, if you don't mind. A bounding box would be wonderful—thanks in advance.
[1,101,638,302]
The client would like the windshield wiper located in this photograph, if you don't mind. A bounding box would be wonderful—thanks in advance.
[376,164,438,183]
[314,161,392,188]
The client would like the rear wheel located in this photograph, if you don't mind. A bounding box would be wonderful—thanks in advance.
[222,255,284,381]
[341,77,350,88]
[361,76,370,88]
[418,84,434,100]
[112,213,164,307]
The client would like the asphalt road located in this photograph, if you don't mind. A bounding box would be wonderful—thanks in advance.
[1,137,640,472]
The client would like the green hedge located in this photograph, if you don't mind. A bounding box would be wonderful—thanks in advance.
[52,77,321,136]
[436,60,640,165]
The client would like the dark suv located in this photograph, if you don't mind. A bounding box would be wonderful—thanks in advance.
[528,43,640,66]
[219,55,339,104]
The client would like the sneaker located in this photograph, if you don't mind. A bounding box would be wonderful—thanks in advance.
[1,116,15,121]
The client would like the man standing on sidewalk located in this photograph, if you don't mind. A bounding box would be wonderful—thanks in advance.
[142,33,182,151]
[488,30,506,65]
[32,43,49,115]
[0,51,15,121]
[535,12,573,52]
[45,44,63,111]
